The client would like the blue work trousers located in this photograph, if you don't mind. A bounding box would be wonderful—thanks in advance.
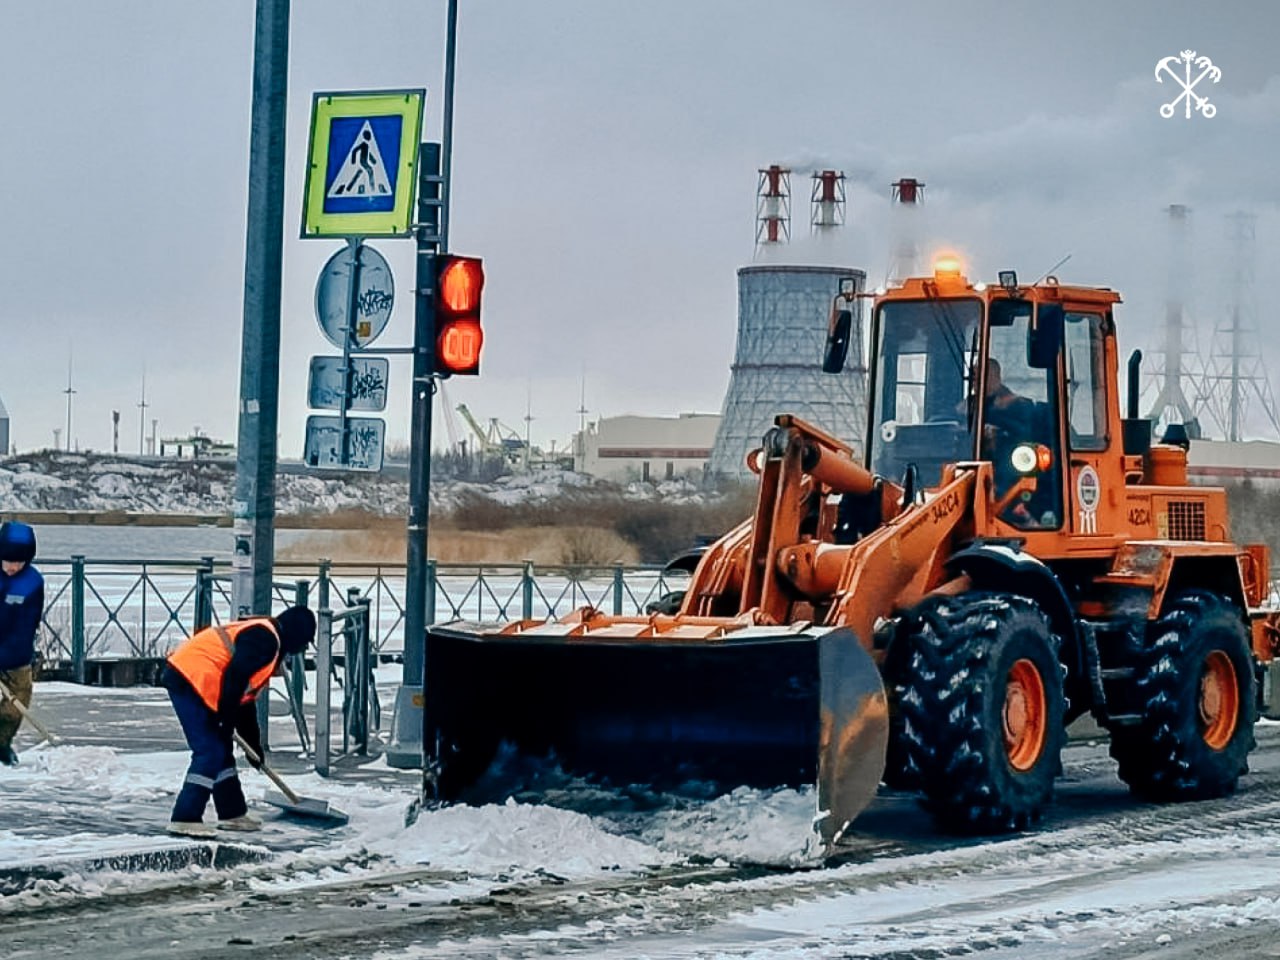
[168,684,248,823]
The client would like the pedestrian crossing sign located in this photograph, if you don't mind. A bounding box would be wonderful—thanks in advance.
[302,89,425,238]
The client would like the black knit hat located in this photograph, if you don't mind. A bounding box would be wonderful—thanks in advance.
[275,605,316,655]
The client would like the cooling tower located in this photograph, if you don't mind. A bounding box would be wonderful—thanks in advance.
[708,265,867,478]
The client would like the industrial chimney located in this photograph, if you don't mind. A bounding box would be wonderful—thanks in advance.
[755,165,792,254]
[887,177,925,284]
[810,170,845,234]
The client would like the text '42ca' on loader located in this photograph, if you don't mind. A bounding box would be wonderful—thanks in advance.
[422,260,1280,849]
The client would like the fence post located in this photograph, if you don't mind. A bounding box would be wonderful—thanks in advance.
[612,563,624,615]
[285,577,311,751]
[193,557,215,631]
[317,558,331,611]
[356,598,372,752]
[343,587,363,753]
[522,559,534,620]
[315,606,333,776]
[71,555,86,684]
[139,561,148,658]
[426,559,437,626]
[362,597,378,734]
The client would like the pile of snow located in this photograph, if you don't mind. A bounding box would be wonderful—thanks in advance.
[362,798,675,879]
[0,744,184,805]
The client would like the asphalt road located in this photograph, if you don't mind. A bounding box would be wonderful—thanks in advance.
[10,691,1280,959]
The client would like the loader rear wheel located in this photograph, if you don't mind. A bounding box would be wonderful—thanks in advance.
[1109,591,1256,802]
[898,592,1065,833]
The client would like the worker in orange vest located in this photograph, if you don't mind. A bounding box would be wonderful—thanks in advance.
[162,606,316,837]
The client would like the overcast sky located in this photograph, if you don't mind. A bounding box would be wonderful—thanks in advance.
[1,0,1277,456]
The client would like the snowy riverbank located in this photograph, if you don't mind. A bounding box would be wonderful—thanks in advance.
[0,452,716,519]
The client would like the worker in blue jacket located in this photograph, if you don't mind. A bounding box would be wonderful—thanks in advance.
[0,521,45,765]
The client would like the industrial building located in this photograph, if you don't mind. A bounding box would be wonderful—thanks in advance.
[1188,439,1280,488]
[574,413,720,483]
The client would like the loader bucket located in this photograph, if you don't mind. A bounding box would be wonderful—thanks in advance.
[423,623,888,846]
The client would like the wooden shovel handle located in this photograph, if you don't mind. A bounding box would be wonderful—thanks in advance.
[0,677,58,745]
[232,730,301,805]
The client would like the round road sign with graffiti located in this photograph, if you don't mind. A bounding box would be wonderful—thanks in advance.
[314,243,395,349]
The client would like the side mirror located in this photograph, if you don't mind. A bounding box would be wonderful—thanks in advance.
[823,307,853,374]
[1028,303,1063,369]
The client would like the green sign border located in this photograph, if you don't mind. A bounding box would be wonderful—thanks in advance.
[301,88,425,239]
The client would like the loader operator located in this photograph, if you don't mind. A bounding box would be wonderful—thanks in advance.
[162,606,315,837]
[980,359,1039,525]
[0,522,44,767]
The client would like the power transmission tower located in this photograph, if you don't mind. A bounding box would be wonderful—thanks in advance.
[63,349,76,451]
[138,366,150,455]
[1201,212,1280,440]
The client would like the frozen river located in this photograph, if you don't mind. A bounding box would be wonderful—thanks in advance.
[32,523,328,562]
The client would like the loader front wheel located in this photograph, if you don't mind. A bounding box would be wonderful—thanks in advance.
[898,593,1065,833]
[1109,591,1256,802]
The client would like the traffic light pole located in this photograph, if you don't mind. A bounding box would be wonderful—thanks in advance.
[405,144,441,682]
[385,143,441,770]
[388,0,458,780]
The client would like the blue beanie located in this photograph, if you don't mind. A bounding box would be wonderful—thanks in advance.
[0,522,36,564]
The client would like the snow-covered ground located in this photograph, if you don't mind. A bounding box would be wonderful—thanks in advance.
[9,682,1280,958]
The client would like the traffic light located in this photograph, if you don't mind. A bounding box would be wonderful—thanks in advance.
[434,255,484,376]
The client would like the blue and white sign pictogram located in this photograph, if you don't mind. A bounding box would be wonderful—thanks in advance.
[326,119,397,207]
[302,89,425,238]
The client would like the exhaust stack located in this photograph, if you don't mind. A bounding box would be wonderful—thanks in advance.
[755,164,792,254]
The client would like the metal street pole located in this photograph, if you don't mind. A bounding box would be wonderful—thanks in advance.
[439,0,457,252]
[391,0,458,782]
[231,0,289,675]
[403,143,442,682]
[386,144,441,771]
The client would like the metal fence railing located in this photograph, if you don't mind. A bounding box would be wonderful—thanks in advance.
[34,556,691,676]
[314,596,375,776]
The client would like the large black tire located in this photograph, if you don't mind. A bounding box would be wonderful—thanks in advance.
[1109,591,1256,801]
[896,592,1066,833]
[882,595,953,791]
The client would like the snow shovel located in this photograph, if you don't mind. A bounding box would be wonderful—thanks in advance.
[0,677,60,745]
[233,731,349,826]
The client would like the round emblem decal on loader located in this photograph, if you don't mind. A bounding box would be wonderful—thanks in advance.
[1077,466,1101,511]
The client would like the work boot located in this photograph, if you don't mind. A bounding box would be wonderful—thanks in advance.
[0,746,17,766]
[217,814,263,832]
[166,820,216,838]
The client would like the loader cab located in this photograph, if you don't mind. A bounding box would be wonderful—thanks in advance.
[866,296,983,488]
[865,285,1066,530]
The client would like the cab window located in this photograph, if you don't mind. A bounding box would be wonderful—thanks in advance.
[985,303,1062,530]
[1065,312,1108,451]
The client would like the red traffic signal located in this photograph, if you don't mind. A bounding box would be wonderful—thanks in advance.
[434,256,484,376]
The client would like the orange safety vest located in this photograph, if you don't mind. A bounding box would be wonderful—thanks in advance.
[167,618,281,713]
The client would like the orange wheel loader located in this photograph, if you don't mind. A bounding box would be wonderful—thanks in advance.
[422,262,1280,847]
